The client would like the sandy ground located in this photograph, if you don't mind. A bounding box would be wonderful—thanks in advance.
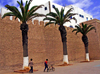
[1,60,100,74]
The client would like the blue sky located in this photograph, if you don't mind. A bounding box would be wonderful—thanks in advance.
[0,0,100,20]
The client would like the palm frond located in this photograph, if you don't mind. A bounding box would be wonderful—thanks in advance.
[21,0,23,6]
[4,5,22,20]
[27,13,46,21]
[85,24,93,32]
[46,12,58,19]
[75,25,83,34]
[28,5,44,18]
[31,5,44,13]
[28,5,38,13]
[43,7,77,26]
[63,19,71,24]
[3,0,45,23]
[45,22,55,27]
[70,17,77,23]
[72,29,78,32]
[25,1,28,12]
[43,17,56,22]
[72,26,80,35]
[60,8,64,19]
[25,0,31,14]
[84,24,87,29]
[86,27,96,34]
[2,12,15,18]
[53,7,60,15]
[64,13,77,19]
[64,8,73,19]
[17,0,26,21]
[17,1,24,17]
[5,5,21,15]
[82,23,84,28]
[73,23,96,35]
[27,5,38,18]
[75,30,80,35]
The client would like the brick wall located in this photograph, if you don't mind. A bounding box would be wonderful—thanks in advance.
[0,17,23,70]
[0,17,100,70]
[67,27,85,61]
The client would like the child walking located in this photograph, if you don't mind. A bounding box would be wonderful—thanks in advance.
[29,58,33,73]
[44,59,48,72]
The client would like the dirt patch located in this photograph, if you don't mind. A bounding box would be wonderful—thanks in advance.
[58,63,73,66]
[14,67,38,73]
[80,60,94,63]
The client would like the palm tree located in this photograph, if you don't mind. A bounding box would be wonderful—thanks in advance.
[2,0,45,69]
[43,7,77,64]
[72,23,96,61]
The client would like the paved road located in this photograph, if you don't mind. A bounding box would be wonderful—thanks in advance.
[1,60,100,74]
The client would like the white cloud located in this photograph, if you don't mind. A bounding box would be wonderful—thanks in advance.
[22,0,55,5]
[93,12,100,19]
[73,0,93,9]
[67,0,93,9]
[68,0,78,3]
[92,5,100,11]
[84,10,92,16]
[53,0,62,3]
[85,9,100,19]
[92,6,100,19]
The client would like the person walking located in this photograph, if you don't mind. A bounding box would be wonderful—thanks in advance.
[29,58,33,73]
[44,59,48,72]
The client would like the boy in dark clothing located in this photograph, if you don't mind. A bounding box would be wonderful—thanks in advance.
[29,59,33,73]
[44,59,48,72]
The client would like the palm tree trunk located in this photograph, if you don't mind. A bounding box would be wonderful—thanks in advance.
[85,46,90,61]
[82,35,90,61]
[20,23,29,69]
[63,41,69,64]
[59,25,69,64]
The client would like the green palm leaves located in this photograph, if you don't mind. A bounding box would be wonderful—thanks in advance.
[43,7,77,27]
[2,0,45,23]
[72,23,96,35]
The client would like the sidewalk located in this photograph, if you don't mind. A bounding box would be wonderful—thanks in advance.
[1,60,100,74]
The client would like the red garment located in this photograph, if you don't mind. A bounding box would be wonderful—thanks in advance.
[45,61,47,64]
